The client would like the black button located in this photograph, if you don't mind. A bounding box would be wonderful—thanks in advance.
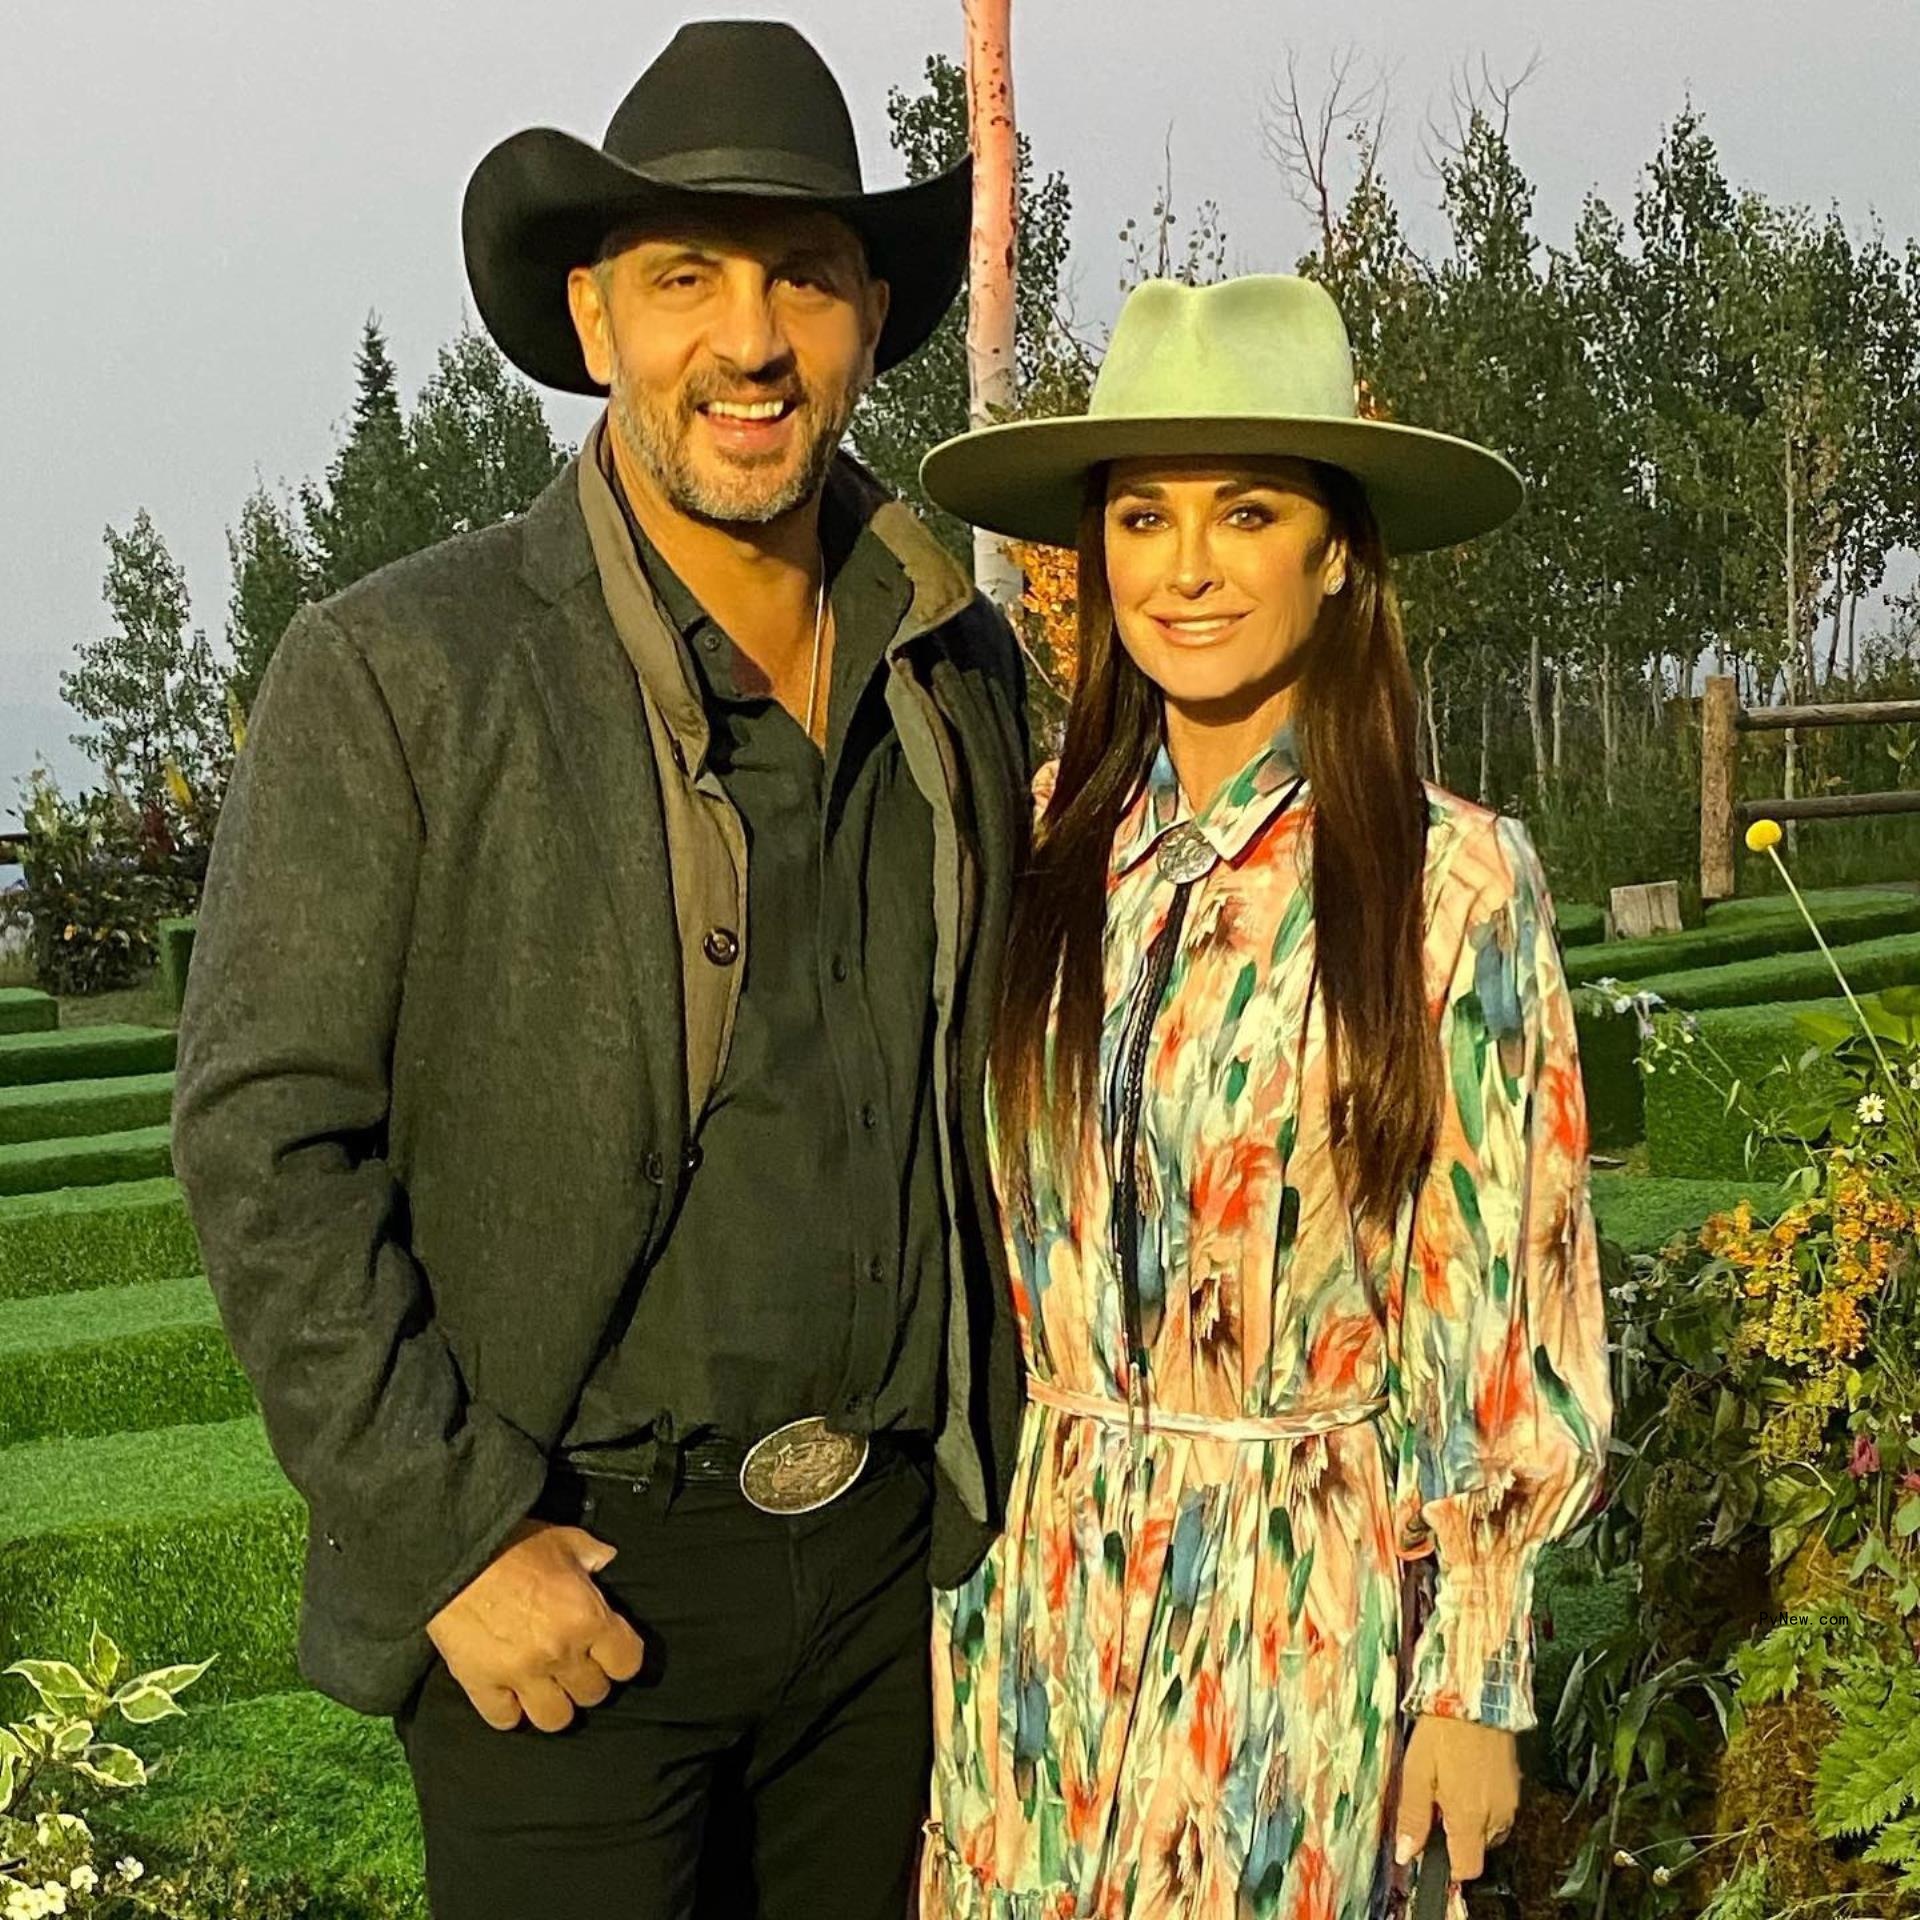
[860,1102,879,1131]
[702,927,740,966]
[325,1531,342,1552]
[866,1256,885,1284]
[642,1150,666,1184]
[682,1143,704,1173]
[701,631,721,654]
[830,953,849,983]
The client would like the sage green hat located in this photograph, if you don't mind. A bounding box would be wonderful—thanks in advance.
[919,274,1523,552]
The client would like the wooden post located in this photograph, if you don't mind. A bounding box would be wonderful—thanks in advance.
[1611,881,1684,940]
[964,0,1022,611]
[1700,674,1738,903]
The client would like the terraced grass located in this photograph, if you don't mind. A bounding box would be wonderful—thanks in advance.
[1629,929,1920,1012]
[0,1069,175,1145]
[0,1122,173,1196]
[0,1177,201,1301]
[0,1417,302,1713]
[1564,886,1920,989]
[0,987,57,1036]
[0,1023,177,1087]
[0,1274,252,1446]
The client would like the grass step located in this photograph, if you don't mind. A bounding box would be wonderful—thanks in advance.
[0,1069,174,1146]
[0,1024,177,1088]
[0,1274,254,1447]
[1565,887,1920,988]
[88,1688,424,1918]
[0,1177,201,1302]
[0,988,58,1036]
[0,1124,173,1197]
[1590,1171,1778,1256]
[1628,930,1920,1013]
[0,1416,302,1714]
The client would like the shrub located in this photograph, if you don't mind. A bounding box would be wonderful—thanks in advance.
[16,776,203,998]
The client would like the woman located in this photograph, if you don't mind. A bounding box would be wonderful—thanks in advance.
[913,276,1612,1920]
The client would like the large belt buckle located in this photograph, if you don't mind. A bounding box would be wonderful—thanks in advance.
[738,1416,870,1515]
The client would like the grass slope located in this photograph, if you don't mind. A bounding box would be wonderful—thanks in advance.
[1590,1171,1776,1255]
[0,1123,173,1196]
[0,1274,253,1446]
[0,1070,174,1145]
[0,988,57,1036]
[0,1177,202,1302]
[91,1689,425,1920]
[0,1025,177,1087]
[0,1416,301,1713]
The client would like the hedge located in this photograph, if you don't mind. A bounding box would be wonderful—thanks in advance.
[1575,1001,1645,1152]
[1629,930,1920,1013]
[0,1176,201,1301]
[0,1416,302,1716]
[0,1069,174,1146]
[157,915,198,1013]
[0,988,57,1037]
[0,1122,173,1197]
[1557,903,1605,948]
[0,1274,253,1448]
[91,1689,425,1920]
[0,1023,177,1087]
[1563,887,1920,989]
[1589,1171,1777,1255]
[1644,995,1852,1180]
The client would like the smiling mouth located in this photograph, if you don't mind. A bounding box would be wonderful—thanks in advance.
[698,397,800,424]
[1151,613,1246,645]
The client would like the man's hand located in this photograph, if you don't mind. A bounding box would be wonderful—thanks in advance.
[1393,1714,1519,1882]
[426,1517,646,1733]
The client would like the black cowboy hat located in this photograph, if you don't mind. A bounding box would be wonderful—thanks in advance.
[462,19,972,396]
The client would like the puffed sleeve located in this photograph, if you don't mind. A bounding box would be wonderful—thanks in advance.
[1389,813,1612,1733]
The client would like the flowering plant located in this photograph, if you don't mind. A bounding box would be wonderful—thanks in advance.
[0,1628,212,1919]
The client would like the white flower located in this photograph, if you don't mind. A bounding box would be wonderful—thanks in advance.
[1612,995,1632,1015]
[1858,1093,1888,1126]
[37,1887,66,1917]
[113,1858,143,1885]
[4,1888,40,1920]
[65,1868,95,1894]
[1907,1060,1920,1091]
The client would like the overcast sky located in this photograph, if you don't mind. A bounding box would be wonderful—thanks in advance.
[4,0,1917,812]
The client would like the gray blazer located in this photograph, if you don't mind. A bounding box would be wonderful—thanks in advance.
[171,450,1030,1716]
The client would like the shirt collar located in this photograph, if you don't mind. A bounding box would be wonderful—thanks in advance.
[1110,724,1306,879]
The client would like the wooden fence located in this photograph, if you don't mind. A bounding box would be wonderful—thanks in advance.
[1700,675,1920,899]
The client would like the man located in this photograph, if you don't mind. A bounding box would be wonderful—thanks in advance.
[171,21,1027,1917]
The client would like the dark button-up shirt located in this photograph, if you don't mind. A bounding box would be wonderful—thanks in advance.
[559,458,949,1469]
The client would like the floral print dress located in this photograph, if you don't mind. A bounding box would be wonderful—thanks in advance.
[922,733,1612,1920]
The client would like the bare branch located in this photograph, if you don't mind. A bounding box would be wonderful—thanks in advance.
[1260,46,1384,268]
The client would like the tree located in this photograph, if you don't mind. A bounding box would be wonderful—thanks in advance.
[850,53,1074,556]
[224,320,567,701]
[964,0,1021,610]
[61,510,229,803]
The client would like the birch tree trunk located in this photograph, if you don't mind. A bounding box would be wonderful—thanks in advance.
[965,0,1022,610]
[1783,423,1799,852]
[1423,651,1443,783]
[1477,675,1492,805]
[1526,630,1547,793]
[1551,659,1564,775]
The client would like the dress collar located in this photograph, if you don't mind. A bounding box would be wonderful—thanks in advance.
[1110,725,1306,880]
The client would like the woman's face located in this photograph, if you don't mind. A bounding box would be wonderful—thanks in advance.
[1103,456,1347,722]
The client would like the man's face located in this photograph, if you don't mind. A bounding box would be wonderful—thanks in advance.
[567,205,890,528]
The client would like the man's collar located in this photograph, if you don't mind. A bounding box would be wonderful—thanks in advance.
[1110,725,1306,879]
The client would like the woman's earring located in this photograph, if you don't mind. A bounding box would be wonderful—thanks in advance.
[1327,571,1346,595]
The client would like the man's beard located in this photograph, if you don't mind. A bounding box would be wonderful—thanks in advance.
[608,350,859,528]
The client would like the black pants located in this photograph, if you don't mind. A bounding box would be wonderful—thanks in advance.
[393,1448,935,1920]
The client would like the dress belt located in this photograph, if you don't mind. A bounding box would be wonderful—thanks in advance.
[1026,1373,1388,1441]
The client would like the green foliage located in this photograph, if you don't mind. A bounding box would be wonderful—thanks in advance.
[59,514,230,807]
[227,320,567,710]
[1588,1172,1774,1256]
[849,55,1078,555]
[15,775,202,998]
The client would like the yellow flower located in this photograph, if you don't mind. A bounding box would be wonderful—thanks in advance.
[1745,818,1783,852]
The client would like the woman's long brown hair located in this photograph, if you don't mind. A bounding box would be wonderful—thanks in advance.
[992,464,1441,1228]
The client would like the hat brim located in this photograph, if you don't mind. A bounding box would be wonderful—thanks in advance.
[919,412,1525,554]
[462,128,971,396]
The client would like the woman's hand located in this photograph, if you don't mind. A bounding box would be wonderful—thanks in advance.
[1393,1713,1519,1881]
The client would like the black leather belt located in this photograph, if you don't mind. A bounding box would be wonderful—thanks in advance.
[558,1428,927,1495]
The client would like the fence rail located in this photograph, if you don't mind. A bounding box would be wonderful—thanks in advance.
[1701,675,1920,899]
